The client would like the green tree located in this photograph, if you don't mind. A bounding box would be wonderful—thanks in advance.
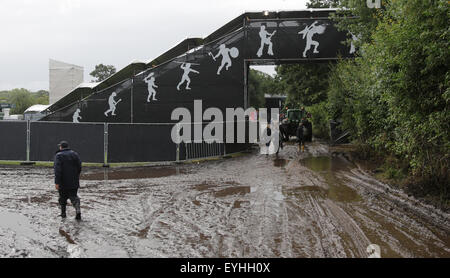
[90,64,117,82]
[327,0,449,203]
[306,0,339,8]
[0,90,11,103]
[331,0,382,51]
[33,90,49,105]
[275,63,331,107]
[368,0,449,176]
[248,69,278,108]
[1,89,49,114]
[7,89,35,114]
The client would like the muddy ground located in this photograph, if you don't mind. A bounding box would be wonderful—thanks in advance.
[0,142,449,258]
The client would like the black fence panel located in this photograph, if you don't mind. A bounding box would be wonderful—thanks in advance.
[30,122,104,163]
[108,124,177,163]
[0,121,27,161]
[0,120,252,163]
[225,143,249,155]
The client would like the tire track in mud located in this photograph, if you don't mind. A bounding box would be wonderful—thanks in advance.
[334,167,450,258]
[282,154,349,258]
[277,143,449,258]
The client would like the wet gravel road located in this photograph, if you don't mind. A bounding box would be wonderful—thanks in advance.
[0,142,449,258]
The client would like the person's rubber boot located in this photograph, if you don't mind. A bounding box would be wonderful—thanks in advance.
[60,206,67,218]
[302,145,305,153]
[74,201,81,221]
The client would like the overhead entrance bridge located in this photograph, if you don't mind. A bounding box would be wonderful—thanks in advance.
[42,9,355,124]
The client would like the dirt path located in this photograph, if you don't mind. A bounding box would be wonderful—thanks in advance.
[0,142,448,258]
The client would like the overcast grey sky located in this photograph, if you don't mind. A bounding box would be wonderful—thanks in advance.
[0,0,308,91]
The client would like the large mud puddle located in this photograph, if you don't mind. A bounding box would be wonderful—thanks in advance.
[300,156,361,203]
[0,143,449,258]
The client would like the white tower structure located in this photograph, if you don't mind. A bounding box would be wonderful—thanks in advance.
[49,59,84,104]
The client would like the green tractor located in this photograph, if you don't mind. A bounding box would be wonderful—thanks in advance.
[280,108,312,142]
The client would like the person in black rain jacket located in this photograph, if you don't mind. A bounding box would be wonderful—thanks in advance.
[54,141,82,220]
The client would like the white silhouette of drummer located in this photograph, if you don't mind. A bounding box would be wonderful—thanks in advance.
[144,72,158,102]
[211,44,239,75]
[257,25,276,57]
[72,108,81,123]
[104,92,121,117]
[177,63,200,91]
[299,21,326,57]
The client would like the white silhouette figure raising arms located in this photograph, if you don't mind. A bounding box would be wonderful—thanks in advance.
[210,44,239,75]
[104,92,122,117]
[257,25,276,57]
[144,73,158,102]
[73,108,82,123]
[177,63,200,91]
[299,21,326,57]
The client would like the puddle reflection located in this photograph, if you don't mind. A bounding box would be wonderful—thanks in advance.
[301,156,361,203]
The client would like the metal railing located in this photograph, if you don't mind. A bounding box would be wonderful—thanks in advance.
[184,140,224,160]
